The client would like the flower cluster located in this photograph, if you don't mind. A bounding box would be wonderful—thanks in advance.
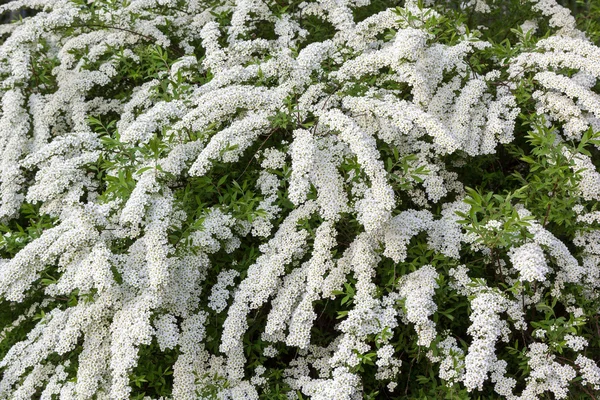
[0,0,599,399]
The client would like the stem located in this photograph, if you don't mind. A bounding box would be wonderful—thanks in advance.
[238,126,278,179]
[405,347,420,396]
[542,180,559,228]
[310,84,339,136]
[492,248,504,282]
[69,23,155,42]
[404,357,414,396]
[578,384,598,400]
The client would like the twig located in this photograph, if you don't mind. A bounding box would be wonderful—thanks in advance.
[316,298,329,322]
[542,180,559,228]
[238,127,278,180]
[577,383,598,400]
[405,347,420,396]
[310,84,339,136]
[69,23,155,42]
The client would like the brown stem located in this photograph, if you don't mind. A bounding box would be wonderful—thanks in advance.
[310,84,339,136]
[578,384,598,400]
[405,348,420,396]
[238,126,278,179]
[542,180,559,228]
[404,357,414,396]
[493,248,504,282]
[294,92,301,126]
[521,291,530,346]
[69,23,155,42]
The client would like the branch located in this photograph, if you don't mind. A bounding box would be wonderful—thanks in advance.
[68,23,155,42]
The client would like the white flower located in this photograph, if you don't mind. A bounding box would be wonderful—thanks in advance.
[397,265,439,347]
[208,269,239,313]
[509,242,550,282]
[575,355,600,391]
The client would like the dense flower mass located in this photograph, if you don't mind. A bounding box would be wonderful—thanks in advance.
[0,0,599,399]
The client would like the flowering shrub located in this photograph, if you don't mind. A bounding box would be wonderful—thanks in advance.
[0,0,599,398]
